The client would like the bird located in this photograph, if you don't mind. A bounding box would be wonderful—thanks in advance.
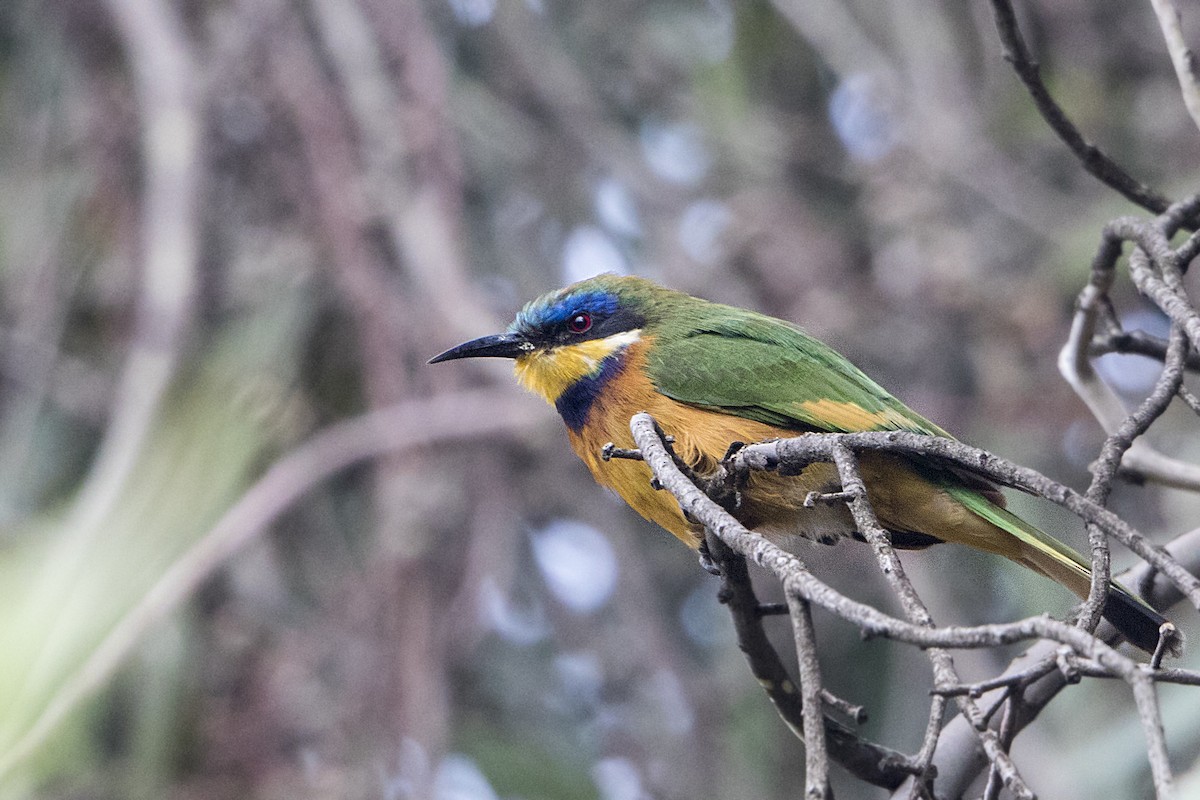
[430,273,1170,653]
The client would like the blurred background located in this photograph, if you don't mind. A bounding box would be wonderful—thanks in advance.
[1,0,1199,798]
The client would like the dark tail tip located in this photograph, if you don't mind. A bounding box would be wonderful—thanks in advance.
[1103,590,1182,657]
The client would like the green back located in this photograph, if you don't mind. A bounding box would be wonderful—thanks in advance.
[643,299,948,437]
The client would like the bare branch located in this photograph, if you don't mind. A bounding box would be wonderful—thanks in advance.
[827,443,1030,797]
[1059,194,1200,495]
[987,0,1173,212]
[819,690,868,725]
[927,526,1200,794]
[1088,329,1200,371]
[630,414,1183,798]
[938,661,1200,695]
[981,692,1025,800]
[1075,325,1189,636]
[736,431,1200,611]
[788,594,833,800]
[703,526,918,789]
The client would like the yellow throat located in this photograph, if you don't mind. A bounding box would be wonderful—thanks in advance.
[513,329,642,404]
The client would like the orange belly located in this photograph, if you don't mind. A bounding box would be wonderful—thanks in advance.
[566,340,851,546]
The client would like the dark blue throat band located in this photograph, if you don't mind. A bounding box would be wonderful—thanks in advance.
[556,352,626,432]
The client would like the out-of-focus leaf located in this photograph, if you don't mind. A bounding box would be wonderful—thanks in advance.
[0,292,314,788]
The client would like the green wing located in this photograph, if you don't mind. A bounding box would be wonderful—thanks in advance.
[647,309,947,436]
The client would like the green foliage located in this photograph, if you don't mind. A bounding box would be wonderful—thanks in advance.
[0,293,314,791]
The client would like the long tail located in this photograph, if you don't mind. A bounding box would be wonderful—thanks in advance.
[944,486,1173,654]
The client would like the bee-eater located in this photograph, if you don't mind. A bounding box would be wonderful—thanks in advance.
[430,274,1168,652]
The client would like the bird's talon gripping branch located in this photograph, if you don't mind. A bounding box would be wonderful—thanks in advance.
[697,539,722,576]
[699,464,741,513]
[707,444,749,512]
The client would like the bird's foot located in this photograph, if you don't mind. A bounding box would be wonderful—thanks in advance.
[697,539,722,576]
[700,441,747,513]
[720,441,746,461]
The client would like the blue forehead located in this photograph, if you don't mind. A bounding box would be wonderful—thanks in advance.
[511,289,619,331]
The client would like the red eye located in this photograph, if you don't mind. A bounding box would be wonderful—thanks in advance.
[568,312,592,334]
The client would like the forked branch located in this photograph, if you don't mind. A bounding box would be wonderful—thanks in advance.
[628,413,1192,799]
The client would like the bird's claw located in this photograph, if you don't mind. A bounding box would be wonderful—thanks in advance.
[698,540,722,576]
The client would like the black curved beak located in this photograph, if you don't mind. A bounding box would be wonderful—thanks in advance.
[428,332,532,364]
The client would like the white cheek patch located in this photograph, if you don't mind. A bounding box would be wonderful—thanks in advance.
[576,328,642,372]
[596,328,642,353]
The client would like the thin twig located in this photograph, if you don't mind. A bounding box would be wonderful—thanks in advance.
[630,415,1180,799]
[982,692,1024,800]
[1089,329,1200,371]
[940,659,1200,690]
[736,432,1200,612]
[1177,227,1200,268]
[820,690,868,725]
[1180,385,1200,416]
[932,659,1059,699]
[788,594,833,800]
[827,443,1029,798]
[901,697,945,800]
[703,530,917,789]
[1076,326,1189,634]
[987,0,1172,212]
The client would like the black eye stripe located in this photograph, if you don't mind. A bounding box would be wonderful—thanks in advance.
[524,306,644,347]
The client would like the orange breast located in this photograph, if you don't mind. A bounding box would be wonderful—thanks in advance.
[567,338,848,546]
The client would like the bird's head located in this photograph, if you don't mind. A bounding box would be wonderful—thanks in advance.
[430,274,677,406]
